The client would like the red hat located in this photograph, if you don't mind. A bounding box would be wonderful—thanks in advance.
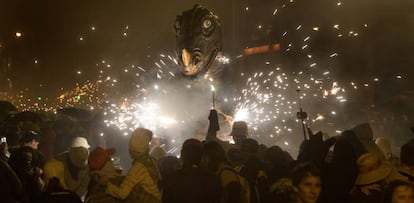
[88,147,116,171]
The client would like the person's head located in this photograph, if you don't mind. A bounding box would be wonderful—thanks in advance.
[88,147,120,186]
[291,162,322,203]
[353,122,373,141]
[20,130,40,149]
[150,146,167,161]
[180,138,202,167]
[401,141,414,168]
[158,156,182,179]
[69,137,90,167]
[14,146,34,172]
[200,141,227,172]
[240,138,259,157]
[264,145,285,168]
[384,180,414,203]
[43,159,67,190]
[129,128,153,160]
[231,121,248,145]
[88,147,116,172]
[355,152,393,186]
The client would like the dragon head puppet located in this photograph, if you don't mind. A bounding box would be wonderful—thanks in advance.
[175,4,222,78]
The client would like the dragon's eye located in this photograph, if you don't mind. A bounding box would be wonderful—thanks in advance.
[201,16,215,36]
[202,19,212,29]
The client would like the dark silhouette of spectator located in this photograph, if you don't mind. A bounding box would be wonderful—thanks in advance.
[264,145,293,185]
[239,138,267,203]
[9,130,45,170]
[399,140,414,184]
[353,123,386,160]
[8,130,44,202]
[157,155,181,186]
[297,129,336,166]
[321,130,366,203]
[0,157,22,203]
[201,141,250,203]
[231,121,249,148]
[162,139,220,203]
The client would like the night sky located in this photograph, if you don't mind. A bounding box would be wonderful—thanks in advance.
[1,0,413,111]
[0,1,233,92]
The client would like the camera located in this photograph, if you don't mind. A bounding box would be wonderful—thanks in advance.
[0,136,6,144]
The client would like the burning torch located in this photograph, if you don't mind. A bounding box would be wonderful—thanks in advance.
[211,84,216,109]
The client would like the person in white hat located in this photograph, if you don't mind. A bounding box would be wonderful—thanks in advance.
[55,136,91,199]
[350,152,405,202]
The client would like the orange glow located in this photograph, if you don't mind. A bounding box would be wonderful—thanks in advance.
[244,43,280,55]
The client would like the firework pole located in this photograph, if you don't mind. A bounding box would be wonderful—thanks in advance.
[296,89,308,141]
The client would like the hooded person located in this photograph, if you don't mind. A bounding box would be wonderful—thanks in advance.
[55,136,90,198]
[104,128,161,203]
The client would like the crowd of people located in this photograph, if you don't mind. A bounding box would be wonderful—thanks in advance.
[1,109,414,203]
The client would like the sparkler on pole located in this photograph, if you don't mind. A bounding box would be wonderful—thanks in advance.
[296,89,308,140]
[211,85,216,109]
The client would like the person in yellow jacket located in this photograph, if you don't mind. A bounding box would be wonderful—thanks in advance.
[105,128,161,203]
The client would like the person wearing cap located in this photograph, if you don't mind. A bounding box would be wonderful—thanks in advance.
[103,128,161,202]
[8,130,45,202]
[9,130,45,169]
[55,136,91,198]
[206,109,249,149]
[85,147,123,203]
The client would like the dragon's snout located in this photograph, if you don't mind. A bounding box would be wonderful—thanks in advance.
[180,49,203,76]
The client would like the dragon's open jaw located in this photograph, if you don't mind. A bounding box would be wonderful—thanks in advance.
[179,48,219,78]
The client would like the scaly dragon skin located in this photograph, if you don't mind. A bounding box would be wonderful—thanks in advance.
[175,4,222,78]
